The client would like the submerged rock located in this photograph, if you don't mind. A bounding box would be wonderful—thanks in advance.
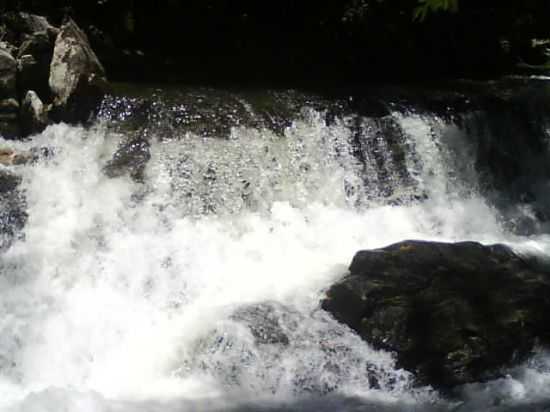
[103,135,150,182]
[49,18,108,123]
[0,168,26,249]
[321,240,550,390]
[231,302,294,346]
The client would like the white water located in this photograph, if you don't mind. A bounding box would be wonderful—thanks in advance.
[1,108,549,411]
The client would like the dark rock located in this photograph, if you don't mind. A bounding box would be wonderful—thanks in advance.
[20,90,48,136]
[0,117,19,140]
[17,31,54,100]
[0,48,17,99]
[48,18,108,123]
[103,135,150,182]
[0,167,21,193]
[0,98,19,114]
[321,240,550,390]
[17,31,51,58]
[0,98,20,138]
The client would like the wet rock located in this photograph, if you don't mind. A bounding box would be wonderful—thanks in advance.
[103,135,150,181]
[0,148,34,166]
[0,168,26,250]
[20,90,48,136]
[321,240,550,390]
[0,167,22,193]
[49,18,109,123]
[231,302,293,345]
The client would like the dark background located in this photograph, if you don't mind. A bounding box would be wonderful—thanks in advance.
[2,0,550,86]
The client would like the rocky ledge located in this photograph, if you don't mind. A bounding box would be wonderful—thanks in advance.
[321,240,550,391]
[0,12,109,138]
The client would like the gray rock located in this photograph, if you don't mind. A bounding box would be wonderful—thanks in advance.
[49,18,108,123]
[20,90,48,136]
[321,240,550,390]
[0,12,58,46]
[0,41,17,57]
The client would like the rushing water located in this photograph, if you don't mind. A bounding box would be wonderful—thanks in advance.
[1,85,550,411]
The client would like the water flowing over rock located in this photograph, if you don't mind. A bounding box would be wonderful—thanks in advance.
[322,240,550,390]
[49,18,108,123]
[230,302,295,346]
[0,167,26,249]
[103,134,150,182]
[0,81,550,411]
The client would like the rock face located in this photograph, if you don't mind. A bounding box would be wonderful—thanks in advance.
[321,240,550,390]
[49,18,108,123]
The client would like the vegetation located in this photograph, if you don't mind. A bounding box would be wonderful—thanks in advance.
[413,0,459,21]
[1,0,550,84]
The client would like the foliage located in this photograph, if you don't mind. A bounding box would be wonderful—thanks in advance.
[414,0,459,21]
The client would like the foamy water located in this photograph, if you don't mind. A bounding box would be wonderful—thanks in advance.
[0,105,549,411]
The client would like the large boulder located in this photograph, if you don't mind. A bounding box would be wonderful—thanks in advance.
[48,18,109,123]
[321,240,550,390]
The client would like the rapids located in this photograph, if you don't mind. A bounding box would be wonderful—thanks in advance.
[1,84,549,411]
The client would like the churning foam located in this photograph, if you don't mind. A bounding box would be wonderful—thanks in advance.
[0,108,549,412]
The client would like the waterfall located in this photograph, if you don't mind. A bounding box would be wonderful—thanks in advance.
[1,84,550,411]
